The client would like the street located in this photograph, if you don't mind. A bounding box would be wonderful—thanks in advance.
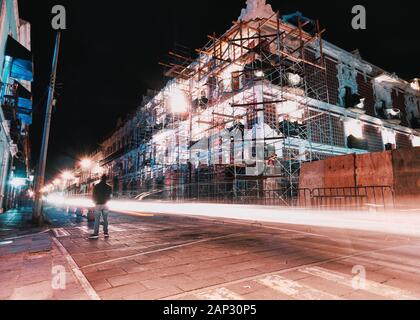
[2,206,420,300]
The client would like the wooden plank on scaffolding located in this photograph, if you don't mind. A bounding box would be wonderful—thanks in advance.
[231,100,287,108]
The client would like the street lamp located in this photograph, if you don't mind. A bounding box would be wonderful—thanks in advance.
[61,171,74,182]
[80,158,93,170]
[10,177,27,188]
[33,32,61,224]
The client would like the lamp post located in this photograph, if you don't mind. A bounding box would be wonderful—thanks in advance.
[33,32,61,225]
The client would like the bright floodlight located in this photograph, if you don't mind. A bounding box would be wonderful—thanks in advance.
[344,118,364,139]
[287,73,302,86]
[254,70,265,78]
[80,158,93,170]
[61,171,74,181]
[168,87,189,114]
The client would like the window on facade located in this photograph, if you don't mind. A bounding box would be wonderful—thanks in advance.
[232,71,241,91]
[344,86,364,110]
[347,135,368,150]
[264,104,277,129]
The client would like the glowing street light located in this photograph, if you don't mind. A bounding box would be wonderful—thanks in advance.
[40,184,54,194]
[61,171,75,181]
[10,177,27,188]
[80,158,93,170]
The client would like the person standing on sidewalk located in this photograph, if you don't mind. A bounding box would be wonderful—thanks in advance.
[89,175,113,240]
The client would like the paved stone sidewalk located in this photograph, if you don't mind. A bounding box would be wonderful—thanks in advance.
[0,233,90,300]
[0,208,90,300]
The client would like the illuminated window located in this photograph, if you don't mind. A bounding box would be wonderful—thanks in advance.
[412,135,420,147]
[382,128,396,146]
[344,118,363,139]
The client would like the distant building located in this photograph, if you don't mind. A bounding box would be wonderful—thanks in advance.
[97,0,420,203]
[0,0,33,211]
[69,150,105,196]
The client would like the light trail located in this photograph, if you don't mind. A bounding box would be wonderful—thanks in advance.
[44,194,420,238]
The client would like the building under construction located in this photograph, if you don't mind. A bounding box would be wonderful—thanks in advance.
[96,0,420,205]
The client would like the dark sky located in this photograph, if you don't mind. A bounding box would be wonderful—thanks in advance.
[18,0,420,179]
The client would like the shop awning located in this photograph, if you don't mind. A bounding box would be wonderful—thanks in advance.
[5,36,33,82]
[15,81,32,110]
[15,81,32,125]
[17,112,32,125]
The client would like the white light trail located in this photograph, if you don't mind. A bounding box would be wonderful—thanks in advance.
[45,194,95,208]
[44,195,420,238]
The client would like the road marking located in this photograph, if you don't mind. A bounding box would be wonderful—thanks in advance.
[197,288,243,300]
[52,228,70,238]
[80,232,248,270]
[177,214,329,239]
[299,266,419,300]
[76,226,90,234]
[52,237,100,300]
[347,255,420,275]
[76,225,128,233]
[162,243,411,300]
[257,275,342,300]
[113,210,155,217]
[107,225,127,232]
[118,223,149,231]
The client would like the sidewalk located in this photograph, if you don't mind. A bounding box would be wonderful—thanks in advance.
[0,208,91,300]
[0,208,43,239]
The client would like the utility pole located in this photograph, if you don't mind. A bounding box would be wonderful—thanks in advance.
[33,32,61,224]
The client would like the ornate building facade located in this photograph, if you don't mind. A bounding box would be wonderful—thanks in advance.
[93,0,419,204]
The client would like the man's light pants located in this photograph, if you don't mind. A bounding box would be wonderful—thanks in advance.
[93,205,109,235]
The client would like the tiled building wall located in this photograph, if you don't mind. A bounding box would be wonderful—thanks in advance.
[396,132,412,149]
[307,110,345,147]
[264,104,277,129]
[325,58,339,106]
[363,124,384,152]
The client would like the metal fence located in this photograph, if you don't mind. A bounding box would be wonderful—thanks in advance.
[298,186,395,211]
[111,182,395,211]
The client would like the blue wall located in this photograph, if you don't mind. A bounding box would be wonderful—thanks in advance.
[0,0,18,77]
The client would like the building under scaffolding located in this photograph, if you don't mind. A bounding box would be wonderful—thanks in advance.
[95,0,420,205]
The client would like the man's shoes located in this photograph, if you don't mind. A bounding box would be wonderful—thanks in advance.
[104,233,110,238]
[89,234,99,240]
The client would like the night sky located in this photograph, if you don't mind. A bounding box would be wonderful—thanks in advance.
[18,0,420,179]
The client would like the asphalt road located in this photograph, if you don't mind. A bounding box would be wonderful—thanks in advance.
[48,207,420,300]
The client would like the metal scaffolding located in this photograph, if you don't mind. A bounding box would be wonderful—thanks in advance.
[106,11,338,205]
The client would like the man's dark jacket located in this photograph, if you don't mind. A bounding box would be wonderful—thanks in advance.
[93,181,112,205]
